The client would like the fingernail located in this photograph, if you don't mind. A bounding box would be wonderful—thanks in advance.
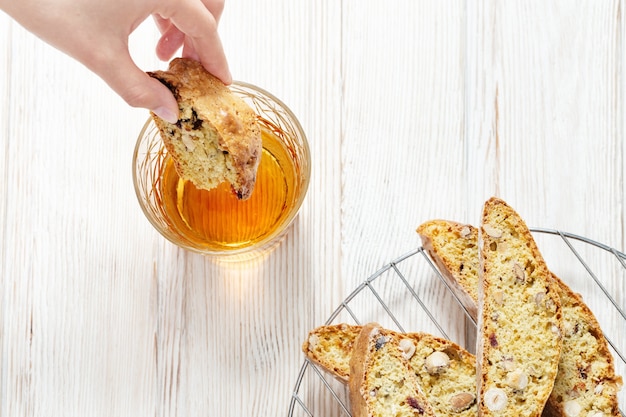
[152,106,178,124]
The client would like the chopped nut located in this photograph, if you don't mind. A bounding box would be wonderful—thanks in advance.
[513,263,526,284]
[563,400,581,417]
[551,324,561,338]
[460,226,471,238]
[449,392,476,412]
[424,351,450,374]
[399,339,416,361]
[594,383,604,395]
[497,241,508,253]
[483,224,503,238]
[506,369,529,391]
[534,291,546,306]
[181,134,197,152]
[484,387,508,411]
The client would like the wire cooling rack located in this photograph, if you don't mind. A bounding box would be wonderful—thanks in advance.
[288,228,626,417]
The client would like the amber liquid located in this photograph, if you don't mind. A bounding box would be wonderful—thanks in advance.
[160,128,301,251]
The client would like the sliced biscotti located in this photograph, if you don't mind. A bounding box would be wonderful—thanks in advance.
[302,323,361,383]
[349,323,436,417]
[148,58,262,199]
[304,324,478,416]
[417,220,480,319]
[478,197,563,417]
[542,285,623,417]
[417,217,623,417]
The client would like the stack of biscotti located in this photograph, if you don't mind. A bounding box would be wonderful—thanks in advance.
[417,199,623,416]
[301,197,621,416]
[303,323,478,416]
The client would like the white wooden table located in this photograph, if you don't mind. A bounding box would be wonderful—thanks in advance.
[1,1,624,416]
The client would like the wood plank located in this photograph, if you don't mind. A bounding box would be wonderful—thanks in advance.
[0,13,11,416]
[340,0,468,340]
[0,18,160,417]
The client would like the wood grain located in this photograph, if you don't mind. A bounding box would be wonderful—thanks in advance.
[1,1,625,416]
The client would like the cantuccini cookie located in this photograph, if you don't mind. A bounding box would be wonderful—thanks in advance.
[349,323,436,417]
[148,58,261,200]
[477,197,563,417]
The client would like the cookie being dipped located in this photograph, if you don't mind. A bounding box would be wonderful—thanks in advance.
[148,58,261,200]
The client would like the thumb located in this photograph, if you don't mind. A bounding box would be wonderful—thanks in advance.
[92,50,179,123]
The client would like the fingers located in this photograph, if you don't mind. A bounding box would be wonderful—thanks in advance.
[200,0,225,23]
[159,0,231,84]
[152,14,171,34]
[155,23,185,61]
[90,45,179,122]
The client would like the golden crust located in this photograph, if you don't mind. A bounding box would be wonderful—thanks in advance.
[148,58,261,199]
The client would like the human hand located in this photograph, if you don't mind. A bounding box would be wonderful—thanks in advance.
[0,0,231,123]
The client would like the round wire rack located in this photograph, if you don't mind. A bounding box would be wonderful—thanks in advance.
[288,228,626,417]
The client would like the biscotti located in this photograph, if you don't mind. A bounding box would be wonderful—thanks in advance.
[416,220,479,319]
[303,324,478,416]
[349,323,436,417]
[148,58,262,200]
[417,216,623,417]
[478,197,563,417]
[542,285,623,417]
[302,323,361,383]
